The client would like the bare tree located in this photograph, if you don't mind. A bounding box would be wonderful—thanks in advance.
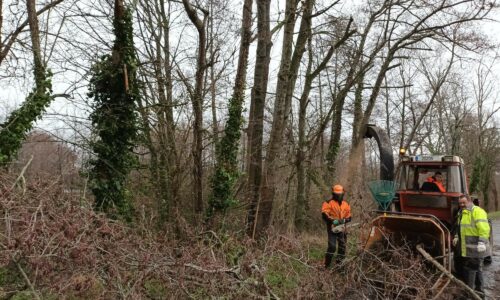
[295,17,355,228]
[0,0,64,66]
[135,0,179,223]
[181,0,208,214]
[246,0,272,238]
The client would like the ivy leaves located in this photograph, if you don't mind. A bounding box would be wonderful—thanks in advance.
[0,71,53,166]
[88,8,139,220]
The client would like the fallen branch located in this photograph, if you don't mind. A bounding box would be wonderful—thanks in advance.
[416,244,481,300]
[15,258,41,300]
[184,263,240,276]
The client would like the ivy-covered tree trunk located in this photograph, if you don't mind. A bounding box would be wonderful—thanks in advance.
[208,0,253,218]
[0,0,52,165]
[88,0,139,220]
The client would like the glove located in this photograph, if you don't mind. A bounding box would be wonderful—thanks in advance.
[477,242,486,253]
[332,219,339,226]
[452,236,458,247]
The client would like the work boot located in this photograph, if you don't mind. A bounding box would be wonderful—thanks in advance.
[324,253,333,269]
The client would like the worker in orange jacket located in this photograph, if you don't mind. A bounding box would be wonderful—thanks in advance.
[322,184,352,269]
[426,171,445,192]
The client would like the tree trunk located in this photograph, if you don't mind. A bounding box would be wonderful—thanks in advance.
[88,0,140,219]
[246,0,271,238]
[159,0,179,209]
[136,0,178,222]
[26,0,43,84]
[153,3,173,222]
[259,0,313,235]
[209,1,219,146]
[295,58,312,229]
[351,80,364,149]
[0,0,54,166]
[182,0,208,214]
[324,13,375,179]
[209,0,253,216]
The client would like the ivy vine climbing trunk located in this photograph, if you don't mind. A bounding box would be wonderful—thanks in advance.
[0,0,52,165]
[88,0,139,220]
[182,0,208,215]
[208,0,253,218]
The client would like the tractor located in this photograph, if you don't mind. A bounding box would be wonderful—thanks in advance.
[361,124,493,297]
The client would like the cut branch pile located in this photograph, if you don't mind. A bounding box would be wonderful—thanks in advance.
[0,174,269,298]
[0,174,470,299]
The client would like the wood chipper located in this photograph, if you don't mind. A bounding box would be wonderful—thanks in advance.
[361,124,492,298]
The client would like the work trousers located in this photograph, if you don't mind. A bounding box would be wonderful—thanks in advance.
[324,229,347,268]
[462,257,484,294]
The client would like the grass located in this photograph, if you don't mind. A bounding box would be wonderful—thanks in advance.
[144,279,168,299]
[263,231,363,297]
[264,256,304,295]
[489,210,500,220]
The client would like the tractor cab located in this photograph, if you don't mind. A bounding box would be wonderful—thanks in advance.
[395,155,467,228]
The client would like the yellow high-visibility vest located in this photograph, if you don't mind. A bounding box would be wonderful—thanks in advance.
[459,205,490,258]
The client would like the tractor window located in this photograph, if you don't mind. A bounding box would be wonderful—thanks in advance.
[417,169,447,192]
[397,165,416,190]
[447,166,462,193]
[396,164,463,193]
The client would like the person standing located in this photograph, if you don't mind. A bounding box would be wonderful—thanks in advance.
[321,184,352,269]
[453,194,490,298]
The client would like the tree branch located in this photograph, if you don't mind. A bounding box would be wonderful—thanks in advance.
[0,0,64,66]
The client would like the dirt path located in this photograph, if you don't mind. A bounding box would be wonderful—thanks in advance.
[484,219,500,299]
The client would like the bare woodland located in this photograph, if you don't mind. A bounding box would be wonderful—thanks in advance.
[1,0,500,298]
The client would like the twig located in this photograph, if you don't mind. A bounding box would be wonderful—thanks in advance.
[277,250,314,269]
[199,230,223,246]
[263,278,281,300]
[184,263,240,276]
[14,257,41,300]
[11,155,34,192]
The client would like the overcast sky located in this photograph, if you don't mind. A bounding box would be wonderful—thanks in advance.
[1,0,499,141]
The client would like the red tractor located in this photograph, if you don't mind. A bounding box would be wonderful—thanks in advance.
[363,124,493,271]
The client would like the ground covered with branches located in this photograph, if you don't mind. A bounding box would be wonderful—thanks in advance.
[0,174,467,299]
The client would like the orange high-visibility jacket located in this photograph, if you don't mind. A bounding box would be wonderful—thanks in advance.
[426,176,445,192]
[322,199,351,220]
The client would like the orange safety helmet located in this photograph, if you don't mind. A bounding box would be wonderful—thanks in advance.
[332,184,344,194]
